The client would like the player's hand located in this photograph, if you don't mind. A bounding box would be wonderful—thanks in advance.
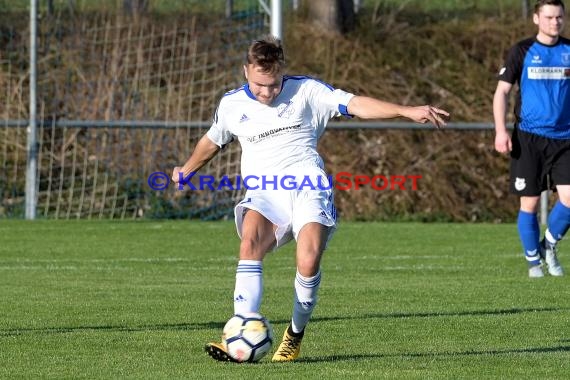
[494,131,512,154]
[408,105,449,129]
[171,166,183,183]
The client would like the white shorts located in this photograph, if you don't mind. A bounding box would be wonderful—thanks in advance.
[234,167,337,249]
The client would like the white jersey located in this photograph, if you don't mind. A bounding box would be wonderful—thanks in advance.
[206,75,355,177]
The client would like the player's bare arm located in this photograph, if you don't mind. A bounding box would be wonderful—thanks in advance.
[346,95,449,129]
[492,80,513,154]
[172,135,220,183]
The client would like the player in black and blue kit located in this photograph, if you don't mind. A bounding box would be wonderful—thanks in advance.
[493,0,570,277]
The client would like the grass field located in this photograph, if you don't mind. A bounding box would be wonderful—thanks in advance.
[0,220,569,379]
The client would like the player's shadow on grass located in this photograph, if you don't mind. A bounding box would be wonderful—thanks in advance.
[0,321,222,337]
[290,306,570,363]
[296,344,570,363]
[311,306,567,324]
[0,306,566,337]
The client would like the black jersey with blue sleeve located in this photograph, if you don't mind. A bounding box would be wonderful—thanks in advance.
[497,37,570,139]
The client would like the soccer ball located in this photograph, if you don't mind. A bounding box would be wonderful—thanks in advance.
[222,312,274,363]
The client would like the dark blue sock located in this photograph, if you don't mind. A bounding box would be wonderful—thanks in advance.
[547,201,570,242]
[517,210,540,266]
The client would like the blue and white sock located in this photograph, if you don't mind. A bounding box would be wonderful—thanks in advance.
[291,270,321,334]
[517,210,540,266]
[233,260,263,315]
[546,200,570,244]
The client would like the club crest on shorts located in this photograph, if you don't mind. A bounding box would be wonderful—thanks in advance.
[514,177,526,191]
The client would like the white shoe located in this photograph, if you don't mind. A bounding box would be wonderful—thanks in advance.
[541,239,564,277]
[528,265,544,278]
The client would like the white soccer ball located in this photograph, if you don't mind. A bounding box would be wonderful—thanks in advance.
[222,312,274,363]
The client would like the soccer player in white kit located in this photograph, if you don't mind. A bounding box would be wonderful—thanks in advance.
[172,36,449,362]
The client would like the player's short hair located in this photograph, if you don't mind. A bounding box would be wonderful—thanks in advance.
[534,0,565,13]
[245,36,285,75]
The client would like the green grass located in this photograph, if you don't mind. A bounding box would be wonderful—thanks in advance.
[0,221,568,379]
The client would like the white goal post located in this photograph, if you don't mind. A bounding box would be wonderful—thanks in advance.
[21,0,283,220]
[8,0,269,220]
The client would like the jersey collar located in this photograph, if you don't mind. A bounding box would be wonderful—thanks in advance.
[243,78,286,102]
[244,83,257,100]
